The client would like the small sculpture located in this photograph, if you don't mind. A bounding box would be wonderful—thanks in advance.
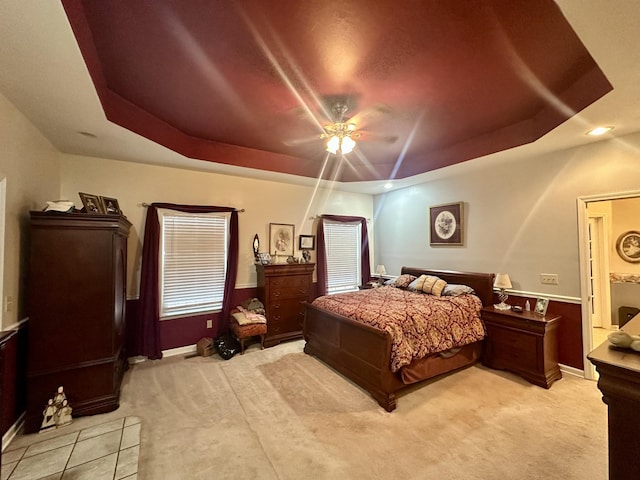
[40,385,73,432]
[302,250,311,263]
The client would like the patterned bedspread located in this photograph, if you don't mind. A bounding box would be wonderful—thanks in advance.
[311,286,485,372]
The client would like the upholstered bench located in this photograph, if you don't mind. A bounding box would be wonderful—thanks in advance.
[230,309,267,354]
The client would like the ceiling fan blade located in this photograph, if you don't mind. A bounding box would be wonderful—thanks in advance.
[348,103,392,127]
[283,134,323,147]
[357,131,399,144]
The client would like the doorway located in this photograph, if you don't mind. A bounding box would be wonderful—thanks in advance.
[578,191,640,379]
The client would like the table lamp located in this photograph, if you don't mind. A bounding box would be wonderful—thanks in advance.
[375,265,386,276]
[494,273,512,310]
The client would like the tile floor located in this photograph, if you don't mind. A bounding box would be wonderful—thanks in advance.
[1,416,140,480]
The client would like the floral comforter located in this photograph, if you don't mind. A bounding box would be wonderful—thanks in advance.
[311,286,485,372]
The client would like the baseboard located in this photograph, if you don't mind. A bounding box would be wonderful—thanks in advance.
[560,363,585,378]
[2,412,24,452]
[163,344,197,357]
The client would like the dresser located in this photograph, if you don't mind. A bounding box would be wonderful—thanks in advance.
[481,306,562,388]
[588,325,640,479]
[256,263,315,347]
[25,212,131,433]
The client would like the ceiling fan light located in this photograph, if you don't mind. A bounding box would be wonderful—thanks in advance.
[326,135,340,154]
[341,136,356,154]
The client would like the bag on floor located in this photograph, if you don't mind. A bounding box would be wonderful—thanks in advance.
[214,334,240,360]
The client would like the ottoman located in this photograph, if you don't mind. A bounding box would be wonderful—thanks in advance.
[230,310,267,354]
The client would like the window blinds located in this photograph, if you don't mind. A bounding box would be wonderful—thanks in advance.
[159,211,230,317]
[324,220,362,294]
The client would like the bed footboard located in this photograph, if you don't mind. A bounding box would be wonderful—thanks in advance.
[303,303,403,411]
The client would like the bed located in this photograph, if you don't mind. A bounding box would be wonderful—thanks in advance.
[303,267,495,411]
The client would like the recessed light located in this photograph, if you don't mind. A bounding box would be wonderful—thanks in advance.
[384,182,393,189]
[586,126,614,136]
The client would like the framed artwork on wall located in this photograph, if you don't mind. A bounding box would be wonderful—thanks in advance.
[429,202,463,246]
[79,192,104,214]
[269,223,295,257]
[299,235,315,250]
[616,230,640,263]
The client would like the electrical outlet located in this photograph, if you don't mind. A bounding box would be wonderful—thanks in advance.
[206,319,212,329]
[540,274,559,285]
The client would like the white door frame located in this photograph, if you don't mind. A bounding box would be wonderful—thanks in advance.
[577,190,640,379]
[587,214,611,329]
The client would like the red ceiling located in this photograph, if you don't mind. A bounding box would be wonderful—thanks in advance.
[62,0,611,182]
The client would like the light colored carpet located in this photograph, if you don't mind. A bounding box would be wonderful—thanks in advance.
[7,340,609,479]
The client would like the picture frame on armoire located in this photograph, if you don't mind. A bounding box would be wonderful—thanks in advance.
[79,192,104,214]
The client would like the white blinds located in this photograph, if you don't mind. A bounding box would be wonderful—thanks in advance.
[324,220,361,294]
[159,210,230,318]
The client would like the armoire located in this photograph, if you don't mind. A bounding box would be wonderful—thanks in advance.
[25,212,131,433]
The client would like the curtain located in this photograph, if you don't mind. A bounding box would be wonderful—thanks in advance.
[316,215,371,296]
[136,203,239,359]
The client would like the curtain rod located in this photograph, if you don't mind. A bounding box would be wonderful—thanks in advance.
[308,215,371,221]
[141,202,245,212]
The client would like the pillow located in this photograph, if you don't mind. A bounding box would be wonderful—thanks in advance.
[407,275,425,292]
[442,284,475,297]
[419,275,447,296]
[391,274,416,289]
[232,311,267,326]
[410,274,447,296]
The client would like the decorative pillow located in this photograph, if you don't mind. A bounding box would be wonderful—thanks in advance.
[411,275,447,296]
[442,284,475,297]
[407,275,425,292]
[391,274,416,289]
[232,311,267,326]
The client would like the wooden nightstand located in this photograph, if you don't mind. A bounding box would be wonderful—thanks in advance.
[481,306,562,388]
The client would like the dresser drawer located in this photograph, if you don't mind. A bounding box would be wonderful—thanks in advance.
[486,325,537,371]
[270,275,310,300]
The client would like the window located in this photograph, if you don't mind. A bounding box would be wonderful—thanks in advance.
[324,220,362,294]
[159,210,230,318]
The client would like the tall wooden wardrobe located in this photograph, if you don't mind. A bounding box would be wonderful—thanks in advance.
[25,212,131,433]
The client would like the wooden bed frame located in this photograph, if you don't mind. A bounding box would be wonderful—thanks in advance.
[303,267,496,411]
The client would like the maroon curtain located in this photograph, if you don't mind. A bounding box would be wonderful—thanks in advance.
[316,215,371,297]
[136,203,239,359]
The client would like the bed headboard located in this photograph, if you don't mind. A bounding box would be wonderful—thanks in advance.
[400,267,495,307]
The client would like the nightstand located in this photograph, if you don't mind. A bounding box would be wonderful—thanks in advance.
[481,306,562,388]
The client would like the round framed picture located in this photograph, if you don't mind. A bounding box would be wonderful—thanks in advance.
[616,230,640,263]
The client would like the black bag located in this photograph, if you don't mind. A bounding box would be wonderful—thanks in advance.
[214,334,240,360]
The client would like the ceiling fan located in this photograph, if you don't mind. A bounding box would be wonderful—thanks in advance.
[321,102,361,155]
[285,96,398,155]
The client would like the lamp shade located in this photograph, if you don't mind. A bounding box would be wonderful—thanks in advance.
[494,273,512,289]
[375,265,386,275]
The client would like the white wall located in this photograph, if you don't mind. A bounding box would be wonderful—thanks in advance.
[0,92,60,329]
[59,155,374,298]
[374,133,640,299]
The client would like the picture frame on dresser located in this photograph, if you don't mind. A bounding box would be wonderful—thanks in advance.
[79,192,104,214]
[534,297,549,316]
[269,223,295,257]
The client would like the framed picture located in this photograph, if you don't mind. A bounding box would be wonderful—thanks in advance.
[534,298,549,316]
[299,234,315,250]
[269,223,295,257]
[257,253,271,265]
[429,202,463,246]
[616,230,640,263]
[100,196,121,215]
[79,192,104,214]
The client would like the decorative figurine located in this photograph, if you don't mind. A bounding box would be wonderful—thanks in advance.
[40,385,73,432]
